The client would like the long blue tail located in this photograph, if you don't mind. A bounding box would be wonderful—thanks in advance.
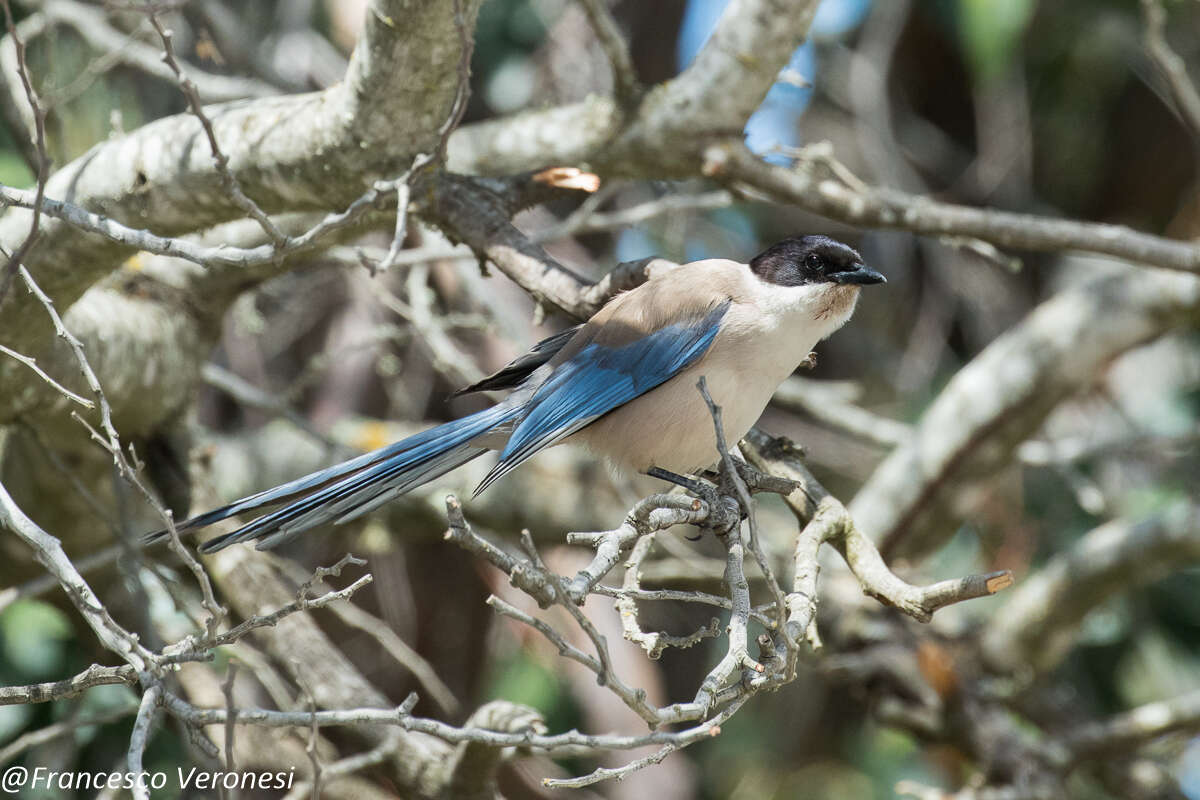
[145,403,520,553]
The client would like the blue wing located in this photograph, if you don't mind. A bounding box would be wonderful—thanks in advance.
[473,299,731,494]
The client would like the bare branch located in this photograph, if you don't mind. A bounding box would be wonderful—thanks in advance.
[565,493,709,600]
[273,556,460,716]
[20,0,277,104]
[1067,689,1200,762]
[0,343,94,409]
[158,688,735,753]
[696,376,790,645]
[708,141,1200,274]
[0,476,153,670]
[127,683,162,800]
[0,706,138,764]
[0,0,482,367]
[0,663,137,705]
[844,265,1200,561]
[614,534,721,659]
[771,376,910,449]
[0,0,50,303]
[145,9,286,245]
[444,495,559,607]
[981,503,1200,677]
[185,562,373,654]
[740,428,1012,626]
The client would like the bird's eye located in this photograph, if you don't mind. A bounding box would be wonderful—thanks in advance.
[804,253,823,271]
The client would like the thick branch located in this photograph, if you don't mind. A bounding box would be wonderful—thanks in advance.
[846,268,1200,560]
[981,503,1200,677]
[0,0,479,363]
[449,0,820,176]
[740,428,1011,628]
[1067,689,1200,762]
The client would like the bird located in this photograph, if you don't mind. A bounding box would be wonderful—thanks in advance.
[147,234,884,553]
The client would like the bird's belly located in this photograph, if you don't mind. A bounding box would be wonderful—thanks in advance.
[570,361,776,474]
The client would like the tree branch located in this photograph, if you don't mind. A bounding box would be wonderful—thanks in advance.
[846,267,1200,561]
[981,503,1200,677]
[708,141,1200,274]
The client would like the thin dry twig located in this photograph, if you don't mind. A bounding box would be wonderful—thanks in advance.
[272,555,460,716]
[0,0,50,303]
[0,343,94,408]
[696,377,790,646]
[144,6,286,245]
[614,534,721,659]
[222,662,238,779]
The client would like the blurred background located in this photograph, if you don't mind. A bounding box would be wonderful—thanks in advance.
[1,0,1199,797]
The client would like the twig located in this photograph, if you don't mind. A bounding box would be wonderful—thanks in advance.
[0,0,50,304]
[222,662,238,782]
[0,663,137,705]
[41,0,276,102]
[696,526,764,690]
[740,428,1013,626]
[369,0,475,274]
[537,189,733,241]
[202,363,342,450]
[565,492,709,600]
[0,181,394,271]
[17,264,212,616]
[273,556,460,716]
[615,534,721,659]
[145,7,286,246]
[178,570,373,655]
[366,263,486,386]
[548,745,676,789]
[542,698,746,788]
[771,376,910,449]
[444,495,558,607]
[488,595,603,675]
[159,687,739,752]
[0,477,153,670]
[591,584,774,626]
[696,377,790,644]
[0,343,94,408]
[282,731,406,799]
[518,530,662,724]
[294,669,323,800]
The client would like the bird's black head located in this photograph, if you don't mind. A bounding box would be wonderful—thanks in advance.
[749,235,885,287]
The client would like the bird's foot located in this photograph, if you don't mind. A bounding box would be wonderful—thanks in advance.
[700,458,801,498]
[646,466,741,534]
[645,466,710,496]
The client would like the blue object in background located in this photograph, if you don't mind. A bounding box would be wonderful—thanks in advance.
[1178,737,1200,799]
[676,0,872,162]
[616,0,873,266]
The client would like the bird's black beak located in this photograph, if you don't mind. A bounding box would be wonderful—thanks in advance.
[830,263,886,285]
